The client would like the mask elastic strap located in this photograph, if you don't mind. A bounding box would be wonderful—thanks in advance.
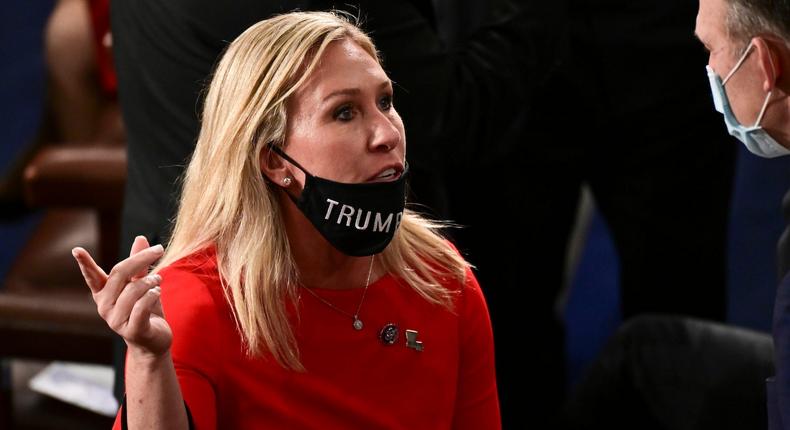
[754,90,773,126]
[723,43,754,85]
[267,143,310,177]
[755,42,780,126]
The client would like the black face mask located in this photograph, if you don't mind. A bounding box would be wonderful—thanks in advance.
[268,144,409,257]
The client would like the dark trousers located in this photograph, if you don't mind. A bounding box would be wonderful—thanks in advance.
[564,315,774,430]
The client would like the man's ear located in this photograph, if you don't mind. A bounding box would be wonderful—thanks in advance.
[260,144,290,186]
[753,37,782,92]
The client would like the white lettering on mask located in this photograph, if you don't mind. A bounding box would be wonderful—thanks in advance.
[338,204,354,227]
[324,199,400,233]
[324,199,340,220]
[373,212,393,233]
[354,210,371,230]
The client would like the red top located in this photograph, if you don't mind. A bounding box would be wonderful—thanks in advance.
[114,247,500,429]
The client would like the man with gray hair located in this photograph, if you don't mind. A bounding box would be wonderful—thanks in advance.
[697,0,789,160]
[697,0,790,425]
[563,0,790,428]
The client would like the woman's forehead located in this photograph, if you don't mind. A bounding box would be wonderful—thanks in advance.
[295,39,387,100]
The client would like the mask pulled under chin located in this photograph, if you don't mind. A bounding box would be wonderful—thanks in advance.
[706,48,789,159]
[268,144,409,257]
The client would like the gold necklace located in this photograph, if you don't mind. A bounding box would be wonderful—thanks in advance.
[301,255,375,331]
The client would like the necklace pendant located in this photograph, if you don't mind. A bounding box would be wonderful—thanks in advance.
[353,318,364,331]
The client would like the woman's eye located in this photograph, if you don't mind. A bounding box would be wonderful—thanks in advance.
[333,105,354,121]
[379,95,393,110]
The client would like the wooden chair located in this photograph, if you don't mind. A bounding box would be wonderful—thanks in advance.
[0,142,125,427]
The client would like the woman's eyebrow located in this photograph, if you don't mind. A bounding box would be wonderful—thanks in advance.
[321,80,393,104]
[322,88,361,103]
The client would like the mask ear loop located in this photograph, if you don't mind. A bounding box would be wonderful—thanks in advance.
[722,42,754,85]
[265,143,308,204]
[720,41,774,127]
[267,143,311,177]
[754,41,779,127]
[754,89,773,127]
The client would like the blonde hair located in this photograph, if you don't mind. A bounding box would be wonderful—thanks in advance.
[156,11,469,370]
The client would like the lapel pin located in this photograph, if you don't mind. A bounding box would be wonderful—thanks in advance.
[405,329,423,352]
[379,323,399,345]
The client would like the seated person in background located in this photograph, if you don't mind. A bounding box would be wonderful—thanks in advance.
[72,11,499,429]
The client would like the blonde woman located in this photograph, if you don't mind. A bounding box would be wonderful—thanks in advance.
[72,11,499,430]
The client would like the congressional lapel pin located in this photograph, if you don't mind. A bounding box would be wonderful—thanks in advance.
[379,323,399,345]
[405,329,423,352]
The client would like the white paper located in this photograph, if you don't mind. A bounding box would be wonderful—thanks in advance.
[28,361,119,417]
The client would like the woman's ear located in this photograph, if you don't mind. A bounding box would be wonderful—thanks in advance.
[753,37,781,92]
[260,144,291,186]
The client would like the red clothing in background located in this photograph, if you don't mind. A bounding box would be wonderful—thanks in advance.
[88,0,116,97]
[114,247,500,429]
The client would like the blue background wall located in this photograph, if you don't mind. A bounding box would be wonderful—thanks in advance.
[0,1,52,282]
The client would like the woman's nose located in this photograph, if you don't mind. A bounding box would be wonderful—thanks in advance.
[368,110,401,152]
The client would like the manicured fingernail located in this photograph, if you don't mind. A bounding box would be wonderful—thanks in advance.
[152,274,162,283]
[148,286,161,296]
[71,248,78,258]
[151,244,164,253]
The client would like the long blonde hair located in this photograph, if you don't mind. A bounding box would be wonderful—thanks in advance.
[157,11,469,370]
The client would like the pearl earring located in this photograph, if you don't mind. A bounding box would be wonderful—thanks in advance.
[282,177,293,187]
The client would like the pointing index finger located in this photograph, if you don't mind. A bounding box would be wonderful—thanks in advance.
[72,247,108,294]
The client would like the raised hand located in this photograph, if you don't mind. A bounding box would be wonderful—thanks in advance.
[72,236,172,359]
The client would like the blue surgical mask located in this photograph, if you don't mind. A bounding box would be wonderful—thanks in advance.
[706,43,788,158]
